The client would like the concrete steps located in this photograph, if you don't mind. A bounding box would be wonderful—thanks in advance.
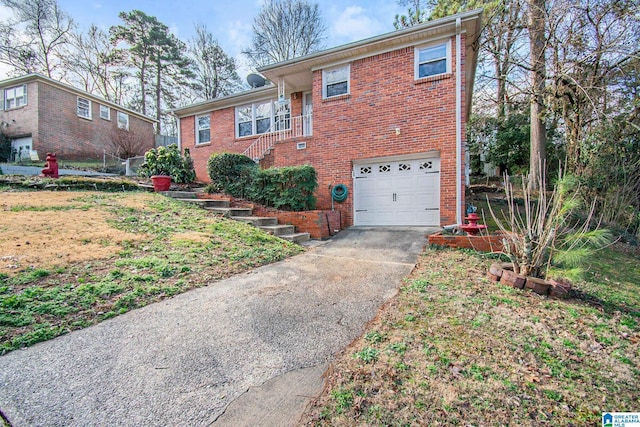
[162,191,310,243]
[174,198,230,208]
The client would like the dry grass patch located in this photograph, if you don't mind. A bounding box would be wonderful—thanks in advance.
[0,190,303,353]
[300,247,639,426]
[0,192,148,275]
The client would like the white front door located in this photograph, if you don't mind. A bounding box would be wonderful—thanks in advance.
[354,157,440,226]
[303,92,312,136]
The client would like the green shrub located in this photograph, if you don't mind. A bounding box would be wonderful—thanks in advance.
[206,153,317,211]
[138,144,195,184]
[0,133,10,163]
[250,165,317,211]
[207,153,258,195]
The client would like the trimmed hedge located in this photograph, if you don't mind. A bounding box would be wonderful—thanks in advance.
[207,153,258,197]
[207,153,317,211]
[250,165,317,211]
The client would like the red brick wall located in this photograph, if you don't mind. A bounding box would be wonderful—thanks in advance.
[250,205,342,239]
[36,82,154,160]
[0,81,40,150]
[271,36,467,226]
[182,34,468,226]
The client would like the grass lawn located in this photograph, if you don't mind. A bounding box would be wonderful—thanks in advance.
[300,245,639,426]
[0,191,303,354]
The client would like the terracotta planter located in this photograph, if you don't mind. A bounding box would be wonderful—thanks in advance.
[151,175,171,192]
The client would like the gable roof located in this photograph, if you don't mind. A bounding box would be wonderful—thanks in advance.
[0,73,157,124]
[173,8,483,118]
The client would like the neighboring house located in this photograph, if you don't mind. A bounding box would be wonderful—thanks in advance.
[0,73,156,162]
[173,9,482,228]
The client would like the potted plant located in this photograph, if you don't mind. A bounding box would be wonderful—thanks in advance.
[138,145,183,192]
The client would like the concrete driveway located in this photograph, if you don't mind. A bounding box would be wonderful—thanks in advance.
[0,227,433,426]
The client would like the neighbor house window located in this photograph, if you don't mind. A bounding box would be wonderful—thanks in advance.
[235,99,290,138]
[77,97,91,119]
[196,114,211,144]
[415,41,449,79]
[4,84,27,109]
[322,64,350,98]
[99,104,110,120]
[117,111,129,130]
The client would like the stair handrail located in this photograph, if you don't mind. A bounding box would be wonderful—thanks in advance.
[242,113,311,162]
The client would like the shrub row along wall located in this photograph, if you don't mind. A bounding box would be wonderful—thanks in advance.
[207,153,318,212]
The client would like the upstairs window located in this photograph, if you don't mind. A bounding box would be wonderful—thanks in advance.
[4,85,27,109]
[196,114,211,144]
[322,64,350,98]
[117,111,129,131]
[99,104,110,120]
[77,97,91,119]
[415,42,449,79]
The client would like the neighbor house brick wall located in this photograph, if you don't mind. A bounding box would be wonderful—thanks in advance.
[1,78,154,161]
[0,81,40,149]
[37,81,154,160]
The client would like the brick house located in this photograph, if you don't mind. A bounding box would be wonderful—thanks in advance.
[173,10,482,227]
[0,73,155,162]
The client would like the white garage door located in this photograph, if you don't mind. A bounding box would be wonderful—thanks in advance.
[354,157,440,226]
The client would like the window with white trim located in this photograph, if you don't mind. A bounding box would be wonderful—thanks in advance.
[4,85,27,109]
[196,114,210,144]
[322,64,350,98]
[99,104,110,120]
[415,41,449,79]
[235,99,290,138]
[77,97,91,119]
[117,111,129,130]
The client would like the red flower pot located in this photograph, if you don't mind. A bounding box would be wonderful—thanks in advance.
[151,175,171,192]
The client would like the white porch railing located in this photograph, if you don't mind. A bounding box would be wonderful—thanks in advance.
[243,113,312,162]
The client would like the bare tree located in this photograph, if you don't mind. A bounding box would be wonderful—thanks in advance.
[66,25,129,103]
[110,128,149,158]
[0,0,74,78]
[189,24,241,101]
[528,0,547,189]
[243,0,326,67]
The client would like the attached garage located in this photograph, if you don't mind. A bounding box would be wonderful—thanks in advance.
[353,155,440,226]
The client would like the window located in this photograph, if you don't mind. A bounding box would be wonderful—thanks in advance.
[77,97,91,119]
[196,114,210,144]
[235,99,290,138]
[322,64,350,98]
[117,111,129,130]
[99,104,110,120]
[4,85,27,109]
[415,42,449,79]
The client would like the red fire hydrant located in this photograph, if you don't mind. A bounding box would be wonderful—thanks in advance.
[42,153,59,178]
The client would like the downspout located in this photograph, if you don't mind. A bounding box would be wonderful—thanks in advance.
[455,17,463,225]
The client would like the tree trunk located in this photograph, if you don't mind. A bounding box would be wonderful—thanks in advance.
[155,57,162,135]
[528,0,547,190]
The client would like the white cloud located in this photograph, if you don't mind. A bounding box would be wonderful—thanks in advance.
[328,5,386,45]
[222,20,252,57]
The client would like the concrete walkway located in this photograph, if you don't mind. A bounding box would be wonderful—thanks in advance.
[0,163,117,176]
[0,227,432,426]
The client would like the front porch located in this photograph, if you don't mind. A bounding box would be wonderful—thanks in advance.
[243,111,313,162]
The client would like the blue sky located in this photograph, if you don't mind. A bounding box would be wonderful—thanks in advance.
[55,0,407,78]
